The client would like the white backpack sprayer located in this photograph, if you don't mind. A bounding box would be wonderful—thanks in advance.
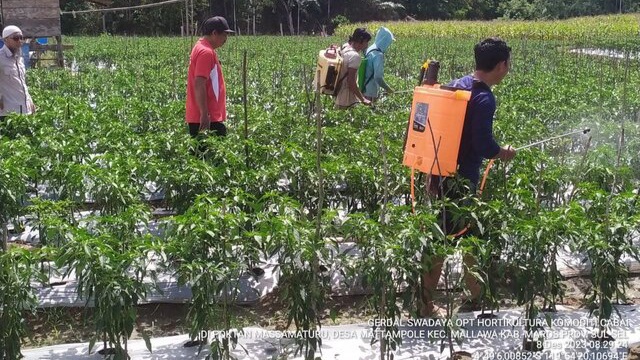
[314,45,347,96]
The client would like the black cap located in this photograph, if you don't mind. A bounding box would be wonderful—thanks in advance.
[202,16,234,35]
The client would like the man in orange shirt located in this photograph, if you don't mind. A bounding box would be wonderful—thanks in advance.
[185,16,233,142]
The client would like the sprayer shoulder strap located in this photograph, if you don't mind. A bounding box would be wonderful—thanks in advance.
[334,71,349,95]
[335,46,357,93]
[363,48,382,88]
[365,47,382,56]
[339,47,357,65]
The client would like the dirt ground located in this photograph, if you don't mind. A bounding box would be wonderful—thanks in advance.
[22,288,380,349]
[21,275,640,349]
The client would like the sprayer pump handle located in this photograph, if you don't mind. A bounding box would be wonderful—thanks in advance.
[325,46,338,58]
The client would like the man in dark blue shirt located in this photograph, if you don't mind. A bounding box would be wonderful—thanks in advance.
[421,38,516,318]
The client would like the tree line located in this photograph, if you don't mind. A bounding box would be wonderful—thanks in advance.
[60,0,639,35]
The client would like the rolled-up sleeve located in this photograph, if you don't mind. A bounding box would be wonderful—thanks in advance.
[470,95,501,159]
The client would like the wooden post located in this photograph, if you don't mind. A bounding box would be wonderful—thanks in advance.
[55,35,64,68]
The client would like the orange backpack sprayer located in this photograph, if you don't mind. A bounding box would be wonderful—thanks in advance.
[401,60,591,237]
[402,60,471,212]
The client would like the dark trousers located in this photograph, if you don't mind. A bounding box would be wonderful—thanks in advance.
[188,122,227,138]
[188,122,227,157]
[430,175,476,236]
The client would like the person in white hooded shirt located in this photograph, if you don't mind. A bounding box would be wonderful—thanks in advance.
[0,25,35,120]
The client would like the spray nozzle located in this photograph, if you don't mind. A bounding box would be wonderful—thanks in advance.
[583,128,591,134]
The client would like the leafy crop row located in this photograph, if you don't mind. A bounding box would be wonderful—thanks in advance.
[338,14,640,46]
[1,26,639,359]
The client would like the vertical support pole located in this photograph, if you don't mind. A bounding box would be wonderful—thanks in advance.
[184,0,189,37]
[378,128,389,360]
[297,0,300,35]
[314,70,323,242]
[190,0,195,41]
[55,35,64,68]
[243,50,249,168]
[233,0,238,33]
[2,223,7,252]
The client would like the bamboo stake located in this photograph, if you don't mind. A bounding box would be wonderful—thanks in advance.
[309,69,324,360]
[243,50,249,168]
[2,223,7,252]
[314,69,324,242]
[378,129,389,360]
[380,285,387,360]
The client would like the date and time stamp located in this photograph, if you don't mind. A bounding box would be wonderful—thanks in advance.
[473,351,632,360]
[198,317,635,359]
[443,326,633,360]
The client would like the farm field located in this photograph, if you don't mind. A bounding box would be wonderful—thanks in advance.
[2,14,640,360]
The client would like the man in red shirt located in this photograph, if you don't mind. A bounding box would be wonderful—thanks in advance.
[185,16,233,140]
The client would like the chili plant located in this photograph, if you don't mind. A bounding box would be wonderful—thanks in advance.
[0,247,45,360]
[580,189,640,339]
[56,213,155,358]
[342,206,443,359]
[432,189,485,357]
[25,198,76,248]
[0,140,30,251]
[167,193,259,360]
[261,195,333,360]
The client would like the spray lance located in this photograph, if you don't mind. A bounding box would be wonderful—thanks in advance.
[478,127,592,196]
[514,128,591,151]
[441,127,594,238]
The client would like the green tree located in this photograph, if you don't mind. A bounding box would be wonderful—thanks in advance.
[60,0,103,34]
[497,0,539,19]
[497,0,638,19]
